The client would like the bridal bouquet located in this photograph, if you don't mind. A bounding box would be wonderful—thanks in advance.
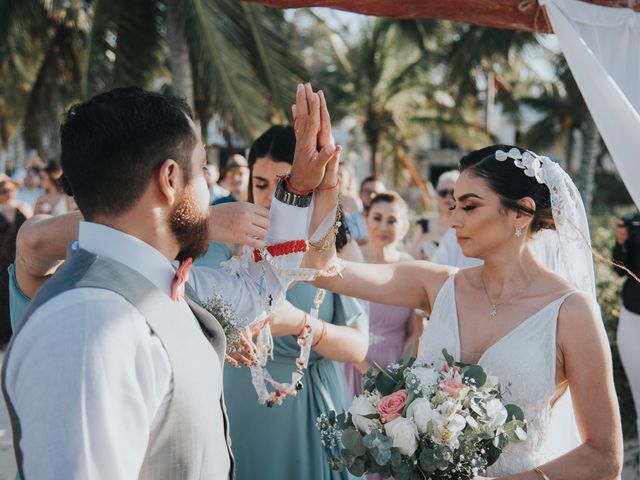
[317,350,527,479]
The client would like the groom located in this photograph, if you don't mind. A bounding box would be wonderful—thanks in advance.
[2,86,335,479]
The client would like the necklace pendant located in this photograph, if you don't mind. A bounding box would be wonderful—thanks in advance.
[489,305,497,318]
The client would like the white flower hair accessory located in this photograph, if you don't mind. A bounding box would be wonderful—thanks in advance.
[494,145,597,300]
[494,147,546,184]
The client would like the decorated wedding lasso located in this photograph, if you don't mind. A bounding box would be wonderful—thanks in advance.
[210,203,344,406]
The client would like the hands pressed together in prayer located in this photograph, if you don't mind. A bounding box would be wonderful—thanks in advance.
[224,83,341,368]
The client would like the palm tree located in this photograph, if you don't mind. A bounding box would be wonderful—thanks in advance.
[0,0,307,157]
[443,24,536,134]
[318,18,440,176]
[0,1,86,157]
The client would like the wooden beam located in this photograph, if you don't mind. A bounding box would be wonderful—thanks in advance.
[243,0,639,33]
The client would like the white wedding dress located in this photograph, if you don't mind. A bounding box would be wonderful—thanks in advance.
[416,274,582,477]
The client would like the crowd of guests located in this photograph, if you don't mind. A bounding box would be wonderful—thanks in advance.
[1,116,638,480]
[0,157,74,345]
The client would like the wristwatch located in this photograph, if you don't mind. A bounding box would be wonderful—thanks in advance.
[274,177,313,208]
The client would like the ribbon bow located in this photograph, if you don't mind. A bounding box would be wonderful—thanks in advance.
[171,257,193,302]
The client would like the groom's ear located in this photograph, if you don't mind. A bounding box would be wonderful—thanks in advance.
[155,158,182,206]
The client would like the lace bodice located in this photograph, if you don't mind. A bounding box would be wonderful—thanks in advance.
[417,275,577,476]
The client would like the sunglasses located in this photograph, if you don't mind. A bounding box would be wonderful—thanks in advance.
[437,189,454,198]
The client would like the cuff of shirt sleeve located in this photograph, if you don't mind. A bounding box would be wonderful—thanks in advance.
[269,196,310,241]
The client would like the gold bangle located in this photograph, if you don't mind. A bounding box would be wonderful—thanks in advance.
[534,467,550,480]
[308,201,342,253]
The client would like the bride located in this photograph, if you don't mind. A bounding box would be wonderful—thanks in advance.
[311,144,623,479]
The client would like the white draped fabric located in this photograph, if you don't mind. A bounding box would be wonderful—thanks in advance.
[539,0,640,207]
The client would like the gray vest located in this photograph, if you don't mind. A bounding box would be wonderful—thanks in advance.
[2,247,234,479]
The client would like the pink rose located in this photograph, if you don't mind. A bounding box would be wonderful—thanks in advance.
[378,390,408,423]
[439,379,468,399]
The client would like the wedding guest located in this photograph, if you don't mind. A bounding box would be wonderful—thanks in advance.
[343,191,423,402]
[0,176,32,345]
[613,213,640,478]
[409,170,459,260]
[15,167,44,209]
[214,154,250,204]
[33,160,75,215]
[204,163,229,203]
[3,84,339,480]
[196,124,368,480]
[344,175,386,245]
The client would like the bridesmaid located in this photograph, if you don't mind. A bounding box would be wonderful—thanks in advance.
[195,125,369,480]
[343,191,424,397]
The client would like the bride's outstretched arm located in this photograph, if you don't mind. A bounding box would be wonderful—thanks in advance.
[482,292,623,480]
[310,258,453,313]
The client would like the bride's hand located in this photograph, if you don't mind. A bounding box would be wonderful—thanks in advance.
[289,83,335,193]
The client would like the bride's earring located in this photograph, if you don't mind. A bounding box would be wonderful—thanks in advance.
[515,227,523,238]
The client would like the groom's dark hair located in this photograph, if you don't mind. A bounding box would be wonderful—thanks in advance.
[60,87,197,219]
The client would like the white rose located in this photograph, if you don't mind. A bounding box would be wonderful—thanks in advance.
[485,398,508,428]
[446,413,467,433]
[406,398,434,434]
[349,393,381,434]
[384,417,419,456]
[411,367,440,391]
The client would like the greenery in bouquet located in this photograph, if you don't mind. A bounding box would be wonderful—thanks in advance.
[317,349,527,480]
[202,293,245,347]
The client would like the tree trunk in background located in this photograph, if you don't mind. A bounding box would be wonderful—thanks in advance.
[166,0,194,110]
[396,145,431,211]
[576,113,599,216]
[364,120,380,176]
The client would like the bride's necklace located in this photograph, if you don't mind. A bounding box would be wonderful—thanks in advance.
[479,269,542,318]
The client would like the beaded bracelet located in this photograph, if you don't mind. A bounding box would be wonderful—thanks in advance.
[251,239,309,263]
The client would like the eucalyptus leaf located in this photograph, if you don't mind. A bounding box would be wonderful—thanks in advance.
[342,428,367,456]
[505,403,525,422]
[442,348,455,366]
[463,365,487,387]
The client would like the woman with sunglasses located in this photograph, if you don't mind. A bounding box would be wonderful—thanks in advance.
[409,170,459,260]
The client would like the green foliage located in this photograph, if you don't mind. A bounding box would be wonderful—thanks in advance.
[591,206,638,440]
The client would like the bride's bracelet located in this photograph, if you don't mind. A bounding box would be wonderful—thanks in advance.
[534,467,550,480]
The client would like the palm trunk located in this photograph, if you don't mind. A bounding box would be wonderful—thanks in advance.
[364,118,381,176]
[166,0,194,110]
[24,22,69,158]
[576,113,599,216]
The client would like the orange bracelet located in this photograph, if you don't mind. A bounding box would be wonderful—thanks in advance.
[278,174,314,196]
[311,319,327,348]
[315,178,340,192]
[295,313,308,338]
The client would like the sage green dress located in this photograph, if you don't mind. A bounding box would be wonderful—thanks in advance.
[195,243,367,480]
[7,263,30,480]
[8,263,30,332]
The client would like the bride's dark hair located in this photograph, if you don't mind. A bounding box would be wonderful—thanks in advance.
[459,144,555,234]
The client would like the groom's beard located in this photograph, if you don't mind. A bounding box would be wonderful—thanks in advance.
[170,189,210,262]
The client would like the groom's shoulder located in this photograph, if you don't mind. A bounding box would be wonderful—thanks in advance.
[16,288,148,349]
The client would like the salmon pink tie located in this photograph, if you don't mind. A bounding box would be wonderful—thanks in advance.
[171,257,193,302]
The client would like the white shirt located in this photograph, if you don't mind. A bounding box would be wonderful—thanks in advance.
[4,198,309,479]
[431,228,484,269]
